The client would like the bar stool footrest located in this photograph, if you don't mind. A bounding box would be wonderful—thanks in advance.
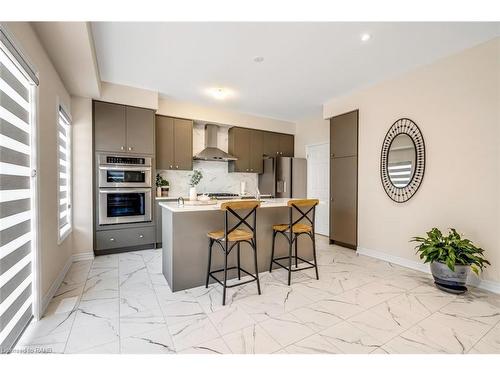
[271,255,317,272]
[208,266,258,289]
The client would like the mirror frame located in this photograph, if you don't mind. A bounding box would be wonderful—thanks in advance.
[380,118,425,203]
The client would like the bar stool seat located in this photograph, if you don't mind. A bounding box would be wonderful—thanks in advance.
[272,223,312,234]
[207,229,253,242]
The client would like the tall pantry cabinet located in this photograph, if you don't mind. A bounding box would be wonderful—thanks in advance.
[329,110,358,249]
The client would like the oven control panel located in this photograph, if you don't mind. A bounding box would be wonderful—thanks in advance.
[106,156,145,165]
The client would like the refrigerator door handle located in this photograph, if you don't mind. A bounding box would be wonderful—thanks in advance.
[277,180,284,193]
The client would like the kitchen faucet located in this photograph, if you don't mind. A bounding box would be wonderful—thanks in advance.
[255,187,261,202]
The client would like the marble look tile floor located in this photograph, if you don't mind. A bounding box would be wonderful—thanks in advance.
[15,236,500,354]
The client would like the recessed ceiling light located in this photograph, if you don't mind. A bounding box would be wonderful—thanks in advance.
[361,33,371,42]
[253,56,264,63]
[206,87,234,100]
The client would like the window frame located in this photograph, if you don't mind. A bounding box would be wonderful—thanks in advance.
[56,100,72,244]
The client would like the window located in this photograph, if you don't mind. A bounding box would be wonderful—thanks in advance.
[57,106,71,242]
[0,25,38,353]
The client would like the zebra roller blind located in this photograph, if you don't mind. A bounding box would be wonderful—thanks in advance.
[0,30,37,352]
[58,107,71,241]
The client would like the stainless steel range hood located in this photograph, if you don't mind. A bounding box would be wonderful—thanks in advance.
[193,124,238,161]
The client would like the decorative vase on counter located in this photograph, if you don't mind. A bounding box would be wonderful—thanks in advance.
[189,187,197,201]
[156,187,162,197]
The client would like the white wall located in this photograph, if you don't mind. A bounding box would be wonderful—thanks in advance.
[294,110,329,158]
[4,23,74,301]
[100,81,158,110]
[158,97,295,134]
[323,38,500,283]
[70,97,93,256]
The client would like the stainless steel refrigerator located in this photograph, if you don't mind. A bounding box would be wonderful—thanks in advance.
[258,157,307,198]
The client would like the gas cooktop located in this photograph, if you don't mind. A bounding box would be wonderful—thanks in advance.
[197,192,239,199]
[197,192,271,200]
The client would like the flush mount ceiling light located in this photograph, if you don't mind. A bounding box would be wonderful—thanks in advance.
[253,56,264,63]
[361,33,371,42]
[206,87,234,100]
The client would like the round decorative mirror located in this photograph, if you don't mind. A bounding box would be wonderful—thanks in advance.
[381,118,425,203]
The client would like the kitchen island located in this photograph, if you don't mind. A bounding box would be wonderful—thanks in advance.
[159,198,313,291]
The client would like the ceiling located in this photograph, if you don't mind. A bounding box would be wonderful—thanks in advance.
[91,22,499,121]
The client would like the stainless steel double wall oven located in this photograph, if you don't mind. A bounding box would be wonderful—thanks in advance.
[97,154,152,225]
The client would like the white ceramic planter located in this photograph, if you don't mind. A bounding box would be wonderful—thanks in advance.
[189,187,197,201]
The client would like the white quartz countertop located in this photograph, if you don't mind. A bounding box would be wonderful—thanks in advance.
[159,198,299,212]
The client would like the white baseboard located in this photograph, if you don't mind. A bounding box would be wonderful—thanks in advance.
[40,255,73,316]
[357,247,500,295]
[72,251,95,262]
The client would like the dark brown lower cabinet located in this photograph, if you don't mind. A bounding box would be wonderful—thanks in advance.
[330,110,358,249]
[330,156,357,247]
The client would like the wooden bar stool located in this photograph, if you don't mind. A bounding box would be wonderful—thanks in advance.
[206,200,261,305]
[269,199,319,285]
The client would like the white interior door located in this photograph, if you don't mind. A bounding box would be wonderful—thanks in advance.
[306,143,329,236]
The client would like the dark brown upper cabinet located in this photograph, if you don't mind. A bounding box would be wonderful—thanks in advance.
[229,127,293,173]
[262,132,294,157]
[155,115,193,171]
[126,106,155,154]
[263,132,281,157]
[249,130,264,173]
[279,134,294,157]
[94,101,126,153]
[94,101,154,155]
[330,110,358,158]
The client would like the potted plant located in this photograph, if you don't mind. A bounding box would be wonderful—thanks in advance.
[155,174,169,197]
[188,169,203,200]
[412,228,490,294]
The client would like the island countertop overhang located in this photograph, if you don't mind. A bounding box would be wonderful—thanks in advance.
[159,197,302,213]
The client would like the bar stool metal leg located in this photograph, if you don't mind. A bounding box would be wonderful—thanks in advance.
[312,234,319,280]
[237,242,241,280]
[222,243,229,306]
[252,239,261,295]
[294,236,298,269]
[269,230,276,273]
[287,234,293,286]
[206,238,213,288]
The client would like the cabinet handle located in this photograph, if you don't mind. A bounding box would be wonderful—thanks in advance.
[128,147,133,151]
[169,165,173,169]
[276,151,279,155]
[139,234,144,238]
[250,169,253,172]
[109,237,115,242]
[176,165,179,169]
[120,146,125,151]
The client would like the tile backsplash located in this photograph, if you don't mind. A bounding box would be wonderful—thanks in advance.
[156,123,258,197]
